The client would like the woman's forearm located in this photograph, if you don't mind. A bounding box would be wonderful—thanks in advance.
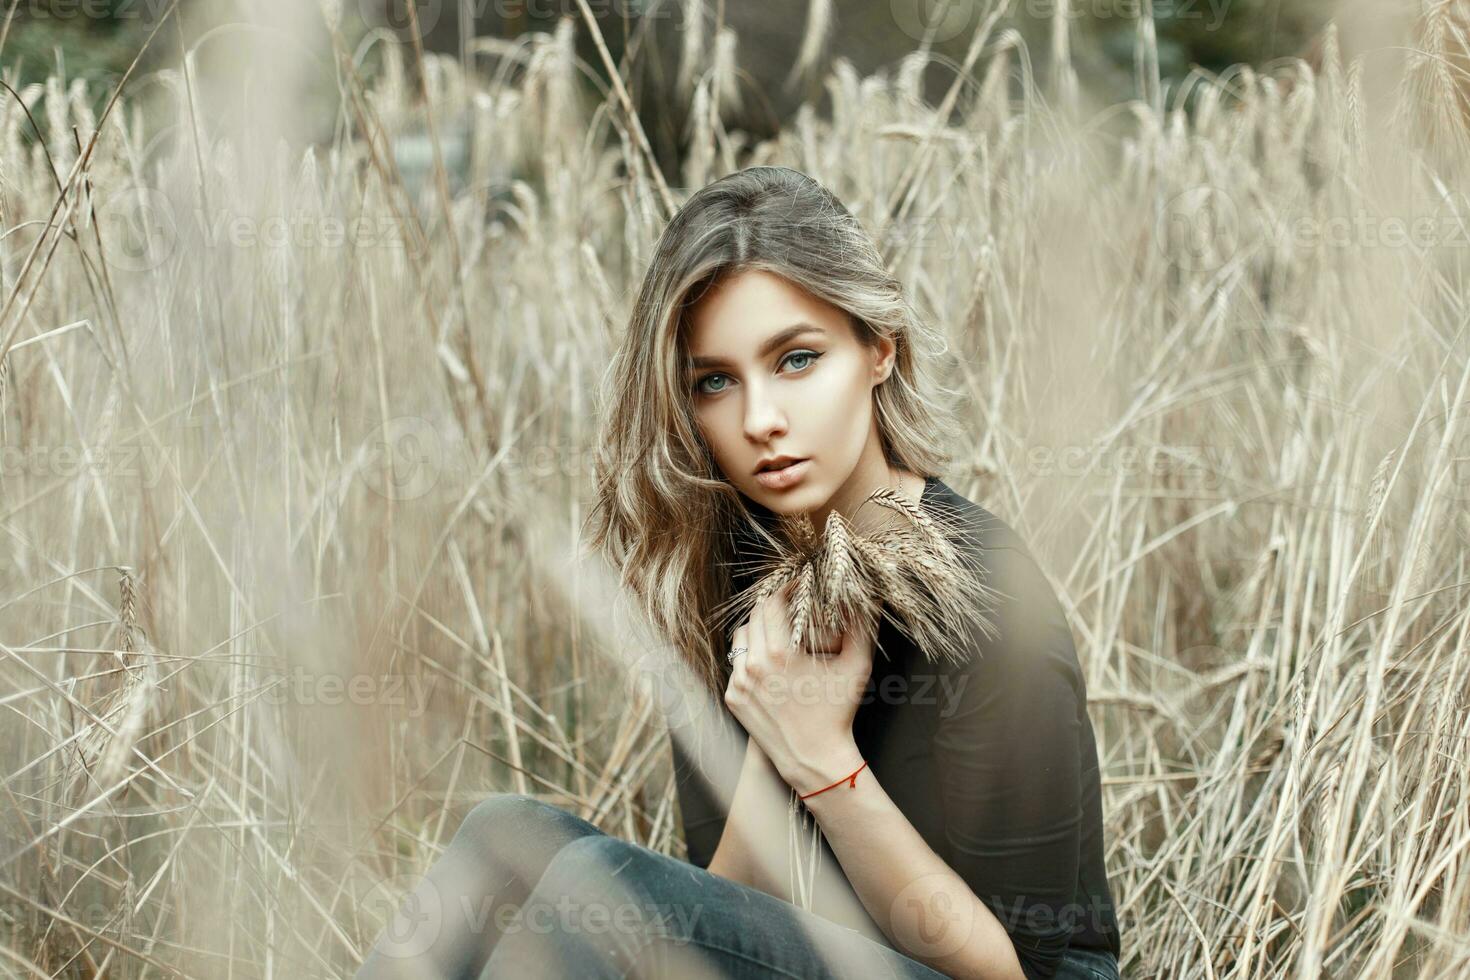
[795,745,1027,980]
[707,739,888,943]
[707,738,790,892]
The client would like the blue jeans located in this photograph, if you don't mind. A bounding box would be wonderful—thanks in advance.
[1052,944,1122,980]
[356,793,1122,979]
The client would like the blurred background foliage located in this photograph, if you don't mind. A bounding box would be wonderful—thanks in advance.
[3,0,1339,171]
[5,1,1470,976]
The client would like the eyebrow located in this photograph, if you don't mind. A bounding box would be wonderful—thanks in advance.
[688,323,826,371]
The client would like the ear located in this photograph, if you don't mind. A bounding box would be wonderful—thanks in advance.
[871,335,897,385]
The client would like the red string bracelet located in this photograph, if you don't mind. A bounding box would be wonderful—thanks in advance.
[799,760,868,800]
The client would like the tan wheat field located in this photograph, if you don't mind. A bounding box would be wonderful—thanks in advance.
[2,0,1469,976]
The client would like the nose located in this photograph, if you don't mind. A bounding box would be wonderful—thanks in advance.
[741,377,788,444]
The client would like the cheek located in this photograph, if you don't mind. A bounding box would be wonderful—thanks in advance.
[792,363,874,442]
[695,406,739,463]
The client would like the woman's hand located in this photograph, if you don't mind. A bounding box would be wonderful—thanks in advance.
[724,582,875,795]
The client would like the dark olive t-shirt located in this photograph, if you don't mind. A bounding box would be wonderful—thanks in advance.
[668,476,1122,979]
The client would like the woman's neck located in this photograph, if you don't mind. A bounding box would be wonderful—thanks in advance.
[807,466,927,536]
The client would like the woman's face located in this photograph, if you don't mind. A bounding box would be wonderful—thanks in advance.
[684,268,896,519]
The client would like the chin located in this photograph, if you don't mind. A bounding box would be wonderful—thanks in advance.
[750,484,823,517]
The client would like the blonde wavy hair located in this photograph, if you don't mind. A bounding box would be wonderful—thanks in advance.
[584,165,964,705]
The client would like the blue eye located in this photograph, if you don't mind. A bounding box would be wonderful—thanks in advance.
[696,374,730,395]
[693,350,822,398]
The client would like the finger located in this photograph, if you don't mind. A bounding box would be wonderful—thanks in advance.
[779,580,803,645]
[763,588,791,662]
[729,621,749,681]
[838,616,877,664]
[748,599,765,667]
[808,620,843,655]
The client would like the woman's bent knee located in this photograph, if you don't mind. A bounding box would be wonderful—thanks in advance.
[532,836,710,914]
[510,837,711,968]
[454,793,600,856]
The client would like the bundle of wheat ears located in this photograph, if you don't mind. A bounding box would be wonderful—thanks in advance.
[722,484,1002,671]
[718,484,1004,911]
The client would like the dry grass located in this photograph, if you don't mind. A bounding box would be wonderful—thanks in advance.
[2,0,1469,976]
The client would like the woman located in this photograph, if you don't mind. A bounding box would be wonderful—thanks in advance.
[357,166,1123,979]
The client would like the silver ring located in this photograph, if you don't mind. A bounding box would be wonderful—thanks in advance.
[726,646,748,664]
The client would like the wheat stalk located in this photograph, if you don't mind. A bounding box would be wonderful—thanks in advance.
[1363,449,1396,592]
[0,351,9,442]
[119,565,139,656]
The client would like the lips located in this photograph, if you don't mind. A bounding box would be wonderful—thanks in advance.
[754,458,811,490]
[755,455,806,474]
